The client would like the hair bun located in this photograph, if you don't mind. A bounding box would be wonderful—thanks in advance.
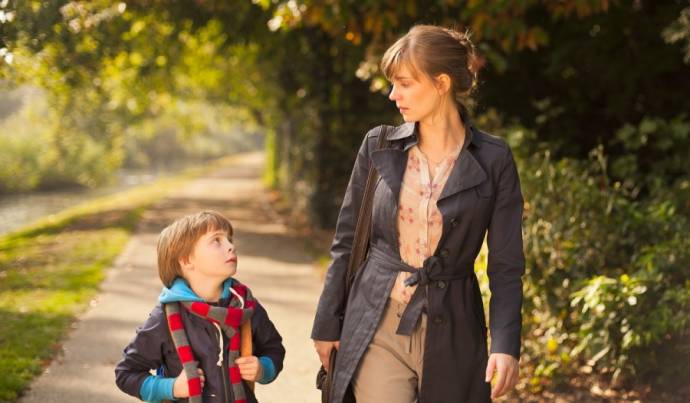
[444,28,478,72]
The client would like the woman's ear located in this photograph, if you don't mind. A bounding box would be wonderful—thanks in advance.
[435,73,452,95]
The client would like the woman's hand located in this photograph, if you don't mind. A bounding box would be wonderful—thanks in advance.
[485,353,519,399]
[173,368,205,398]
[314,340,340,371]
[235,356,263,382]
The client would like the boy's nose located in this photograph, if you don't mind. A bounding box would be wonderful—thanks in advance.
[388,87,396,101]
[389,85,400,101]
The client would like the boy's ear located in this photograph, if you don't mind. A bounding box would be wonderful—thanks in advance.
[178,255,193,271]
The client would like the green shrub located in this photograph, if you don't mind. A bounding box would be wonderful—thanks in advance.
[506,117,690,390]
[0,92,122,192]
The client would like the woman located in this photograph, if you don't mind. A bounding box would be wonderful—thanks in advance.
[311,25,524,403]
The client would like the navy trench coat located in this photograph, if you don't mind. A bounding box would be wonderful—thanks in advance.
[311,111,525,403]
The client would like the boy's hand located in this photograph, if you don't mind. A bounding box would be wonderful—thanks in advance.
[235,356,263,382]
[173,368,205,398]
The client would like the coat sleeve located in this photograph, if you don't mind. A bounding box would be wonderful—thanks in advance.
[251,301,285,383]
[114,305,170,399]
[310,128,377,341]
[486,146,526,359]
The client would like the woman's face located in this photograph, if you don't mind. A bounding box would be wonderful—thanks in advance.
[388,63,441,123]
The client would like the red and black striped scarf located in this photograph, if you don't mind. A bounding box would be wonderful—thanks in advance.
[164,282,255,403]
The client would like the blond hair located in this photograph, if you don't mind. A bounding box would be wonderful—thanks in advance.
[157,210,234,287]
[381,25,478,102]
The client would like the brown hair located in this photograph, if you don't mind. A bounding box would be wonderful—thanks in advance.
[381,25,478,102]
[157,210,234,287]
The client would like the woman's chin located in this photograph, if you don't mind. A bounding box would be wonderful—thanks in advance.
[401,114,416,123]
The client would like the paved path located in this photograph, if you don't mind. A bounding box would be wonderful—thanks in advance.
[19,152,323,403]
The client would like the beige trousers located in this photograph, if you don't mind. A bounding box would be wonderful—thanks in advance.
[352,298,428,403]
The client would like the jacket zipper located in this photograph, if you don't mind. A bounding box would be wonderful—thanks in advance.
[221,357,231,403]
[214,325,230,403]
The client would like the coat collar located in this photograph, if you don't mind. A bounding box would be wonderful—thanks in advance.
[386,105,483,150]
[370,106,487,204]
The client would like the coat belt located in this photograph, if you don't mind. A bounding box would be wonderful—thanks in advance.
[368,246,474,336]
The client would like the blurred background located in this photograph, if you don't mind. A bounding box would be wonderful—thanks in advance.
[1,0,689,402]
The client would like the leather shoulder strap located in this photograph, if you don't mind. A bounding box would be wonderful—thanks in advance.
[344,125,389,297]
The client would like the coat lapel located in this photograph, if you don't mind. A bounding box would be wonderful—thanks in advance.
[438,147,487,202]
[436,125,488,245]
[370,123,415,202]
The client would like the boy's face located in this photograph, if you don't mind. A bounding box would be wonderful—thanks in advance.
[184,229,237,280]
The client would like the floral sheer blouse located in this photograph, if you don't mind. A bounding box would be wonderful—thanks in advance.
[390,142,463,304]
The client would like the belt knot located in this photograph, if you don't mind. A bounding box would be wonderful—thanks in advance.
[403,255,442,287]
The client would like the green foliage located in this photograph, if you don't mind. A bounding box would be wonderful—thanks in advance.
[509,117,690,389]
[0,2,268,192]
[480,2,690,159]
[0,89,122,192]
[663,6,690,64]
[0,112,45,191]
[610,115,690,214]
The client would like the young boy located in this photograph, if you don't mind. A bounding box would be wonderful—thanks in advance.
[115,210,285,403]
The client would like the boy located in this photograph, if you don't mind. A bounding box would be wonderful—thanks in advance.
[116,210,285,403]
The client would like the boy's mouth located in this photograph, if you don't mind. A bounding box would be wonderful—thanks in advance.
[226,257,237,263]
